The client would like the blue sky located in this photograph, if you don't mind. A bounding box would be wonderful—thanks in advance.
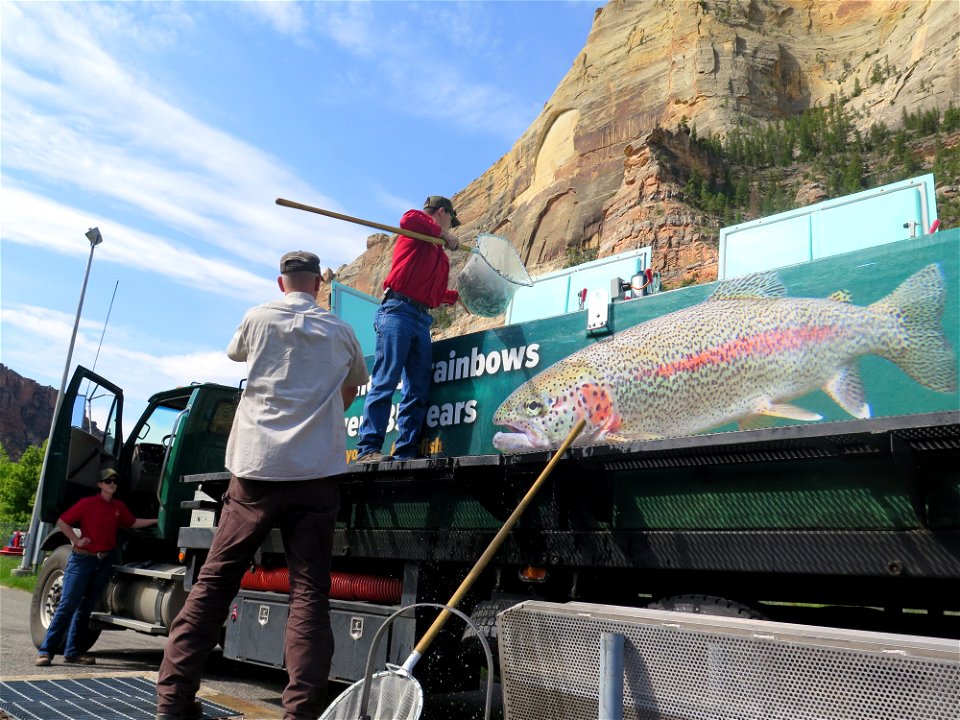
[1,1,599,427]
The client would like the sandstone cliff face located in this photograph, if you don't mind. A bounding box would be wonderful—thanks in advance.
[0,364,57,462]
[329,0,959,335]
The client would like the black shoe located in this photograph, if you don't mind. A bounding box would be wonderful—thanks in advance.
[156,699,203,720]
[63,654,96,665]
[356,452,392,464]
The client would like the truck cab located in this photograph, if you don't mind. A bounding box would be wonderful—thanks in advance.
[30,367,239,649]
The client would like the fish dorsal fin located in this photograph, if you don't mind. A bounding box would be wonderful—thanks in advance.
[708,271,786,301]
[828,290,852,303]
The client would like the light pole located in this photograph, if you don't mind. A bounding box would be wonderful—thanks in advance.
[16,228,104,575]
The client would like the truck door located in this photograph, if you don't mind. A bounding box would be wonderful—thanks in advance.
[39,366,123,524]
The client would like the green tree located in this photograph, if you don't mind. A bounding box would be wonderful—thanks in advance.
[685,167,705,201]
[943,103,960,132]
[0,443,45,524]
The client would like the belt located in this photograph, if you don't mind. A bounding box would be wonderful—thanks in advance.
[383,289,429,313]
[73,547,111,560]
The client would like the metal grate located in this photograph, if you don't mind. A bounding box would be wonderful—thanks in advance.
[498,601,960,720]
[0,677,242,720]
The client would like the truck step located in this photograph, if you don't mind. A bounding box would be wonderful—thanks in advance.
[111,563,186,580]
[90,613,167,634]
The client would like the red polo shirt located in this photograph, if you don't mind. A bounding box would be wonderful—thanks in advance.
[60,494,136,554]
[383,210,459,308]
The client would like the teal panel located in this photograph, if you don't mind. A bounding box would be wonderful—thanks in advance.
[721,213,812,278]
[506,274,570,324]
[812,187,923,258]
[506,248,651,324]
[331,281,379,356]
[344,229,960,462]
[719,174,937,279]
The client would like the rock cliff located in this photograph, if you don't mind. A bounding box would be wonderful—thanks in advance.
[0,364,57,462]
[329,0,959,337]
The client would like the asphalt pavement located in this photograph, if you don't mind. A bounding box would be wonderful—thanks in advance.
[0,586,500,720]
[0,585,286,718]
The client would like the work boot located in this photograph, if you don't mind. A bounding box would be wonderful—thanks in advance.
[156,699,203,720]
[356,452,392,464]
[35,654,52,667]
[64,654,96,665]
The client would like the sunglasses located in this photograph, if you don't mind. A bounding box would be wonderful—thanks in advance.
[101,478,118,485]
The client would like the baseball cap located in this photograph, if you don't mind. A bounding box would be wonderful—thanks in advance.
[100,468,119,483]
[424,196,461,227]
[280,251,321,274]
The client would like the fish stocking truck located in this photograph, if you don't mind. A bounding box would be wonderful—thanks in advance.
[28,202,960,691]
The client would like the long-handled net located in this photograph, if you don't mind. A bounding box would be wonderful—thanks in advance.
[457,233,533,317]
[275,199,533,317]
[319,603,494,720]
[318,418,587,720]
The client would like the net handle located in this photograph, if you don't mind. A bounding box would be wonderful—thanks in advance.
[404,418,587,670]
[276,197,468,250]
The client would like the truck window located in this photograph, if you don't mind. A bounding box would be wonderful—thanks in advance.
[67,382,121,488]
[128,402,187,512]
[71,382,121,450]
[208,400,237,436]
[137,405,181,445]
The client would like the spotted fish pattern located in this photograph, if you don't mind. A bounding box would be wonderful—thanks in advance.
[492,264,957,453]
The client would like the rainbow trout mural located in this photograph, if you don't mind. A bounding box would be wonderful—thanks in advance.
[492,264,957,453]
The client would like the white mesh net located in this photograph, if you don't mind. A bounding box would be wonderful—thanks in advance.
[318,671,424,720]
[458,233,533,317]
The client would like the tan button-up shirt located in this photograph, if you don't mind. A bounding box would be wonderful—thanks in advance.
[225,292,368,480]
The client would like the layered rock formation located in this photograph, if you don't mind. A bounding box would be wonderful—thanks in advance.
[330,0,959,336]
[0,364,57,461]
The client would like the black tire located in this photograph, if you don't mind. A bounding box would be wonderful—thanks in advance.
[461,597,524,663]
[647,593,765,619]
[30,545,103,652]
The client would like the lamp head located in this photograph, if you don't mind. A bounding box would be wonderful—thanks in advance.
[85,227,103,246]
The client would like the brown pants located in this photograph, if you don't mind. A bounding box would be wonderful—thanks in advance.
[157,475,339,720]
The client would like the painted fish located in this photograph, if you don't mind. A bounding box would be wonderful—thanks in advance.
[492,264,957,453]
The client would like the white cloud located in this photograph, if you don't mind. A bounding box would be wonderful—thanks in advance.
[300,2,534,140]
[1,304,105,385]
[1,2,369,270]
[372,185,419,218]
[241,1,308,40]
[1,187,277,300]
[1,302,243,424]
[309,2,378,57]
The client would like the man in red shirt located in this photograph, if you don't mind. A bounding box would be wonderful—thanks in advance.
[35,467,156,666]
[356,195,461,463]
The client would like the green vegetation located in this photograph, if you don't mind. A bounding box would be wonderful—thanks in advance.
[686,99,960,228]
[565,245,598,269]
[0,443,42,590]
[0,442,44,524]
[0,554,37,592]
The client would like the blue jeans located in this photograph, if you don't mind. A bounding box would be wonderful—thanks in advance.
[357,298,433,459]
[39,551,111,657]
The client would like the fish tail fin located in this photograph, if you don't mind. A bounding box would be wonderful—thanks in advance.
[870,264,957,393]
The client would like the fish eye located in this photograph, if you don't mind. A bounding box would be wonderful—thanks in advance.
[523,399,544,416]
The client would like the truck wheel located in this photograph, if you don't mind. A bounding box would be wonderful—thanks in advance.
[647,594,765,619]
[461,598,524,663]
[30,545,103,652]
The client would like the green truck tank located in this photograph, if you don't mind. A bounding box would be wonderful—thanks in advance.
[28,228,960,690]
